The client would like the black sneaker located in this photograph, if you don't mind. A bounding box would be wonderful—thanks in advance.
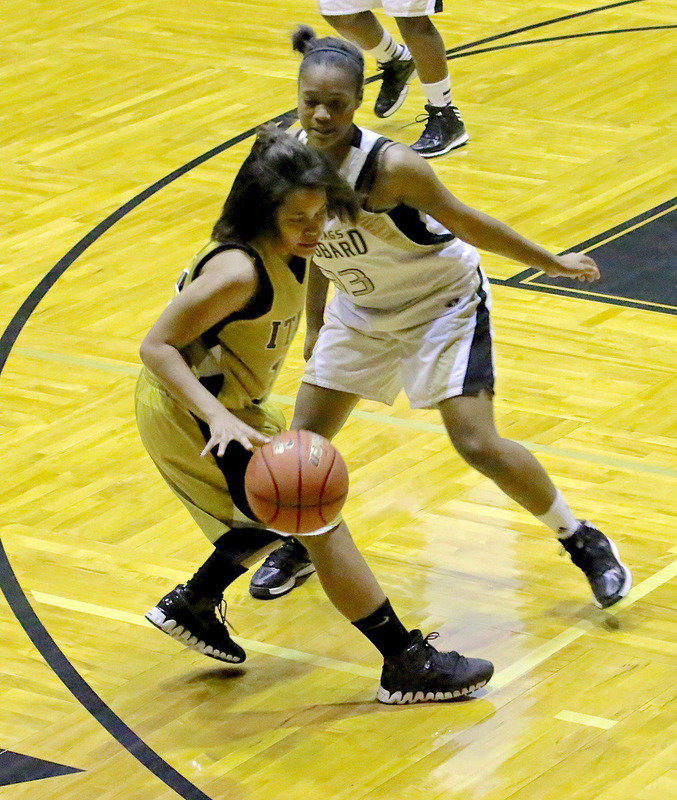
[145,584,246,663]
[249,538,315,600]
[374,57,416,118]
[560,522,632,608]
[411,104,469,158]
[377,631,494,704]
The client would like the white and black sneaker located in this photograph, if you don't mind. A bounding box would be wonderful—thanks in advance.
[374,57,416,118]
[560,522,632,608]
[145,584,246,663]
[249,538,315,600]
[377,630,494,704]
[411,104,469,158]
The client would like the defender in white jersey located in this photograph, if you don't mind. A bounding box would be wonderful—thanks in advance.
[298,123,489,407]
[249,28,632,612]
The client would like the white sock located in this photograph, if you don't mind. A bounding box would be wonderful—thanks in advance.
[367,30,410,65]
[421,76,452,108]
[537,490,580,539]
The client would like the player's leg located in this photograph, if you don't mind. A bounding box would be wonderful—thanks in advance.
[318,1,416,119]
[136,375,287,660]
[393,7,468,156]
[438,388,631,607]
[402,275,631,608]
[146,524,283,663]
[249,383,360,599]
[250,317,401,599]
[301,521,494,703]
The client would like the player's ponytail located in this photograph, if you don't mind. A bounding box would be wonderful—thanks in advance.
[291,24,316,56]
[291,24,364,95]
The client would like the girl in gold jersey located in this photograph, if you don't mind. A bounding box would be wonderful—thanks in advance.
[138,127,494,703]
[250,29,631,613]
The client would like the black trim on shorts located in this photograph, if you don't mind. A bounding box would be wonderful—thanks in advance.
[462,275,494,395]
[435,0,443,13]
[194,242,274,348]
[194,376,260,522]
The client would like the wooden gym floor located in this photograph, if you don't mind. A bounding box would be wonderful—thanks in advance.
[0,1,675,798]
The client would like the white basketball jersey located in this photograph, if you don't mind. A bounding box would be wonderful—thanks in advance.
[299,126,481,331]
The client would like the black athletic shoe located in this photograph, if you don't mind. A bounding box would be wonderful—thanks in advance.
[249,538,315,600]
[145,584,246,663]
[560,522,632,608]
[411,104,469,158]
[377,631,494,704]
[374,57,416,118]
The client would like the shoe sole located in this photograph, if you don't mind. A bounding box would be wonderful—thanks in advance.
[595,537,632,608]
[376,678,489,705]
[145,607,245,663]
[414,131,470,159]
[375,83,411,119]
[249,563,316,600]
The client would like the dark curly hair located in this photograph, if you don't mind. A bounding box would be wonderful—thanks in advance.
[212,125,358,243]
[292,24,364,96]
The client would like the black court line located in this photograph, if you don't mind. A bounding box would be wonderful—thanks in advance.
[447,25,676,60]
[503,199,677,314]
[0,3,661,798]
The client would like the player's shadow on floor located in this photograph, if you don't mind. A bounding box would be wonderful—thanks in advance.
[547,600,638,632]
[157,665,494,745]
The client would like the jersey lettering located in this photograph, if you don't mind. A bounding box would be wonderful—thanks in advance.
[316,229,368,259]
[266,313,300,349]
[321,267,375,297]
[336,268,375,296]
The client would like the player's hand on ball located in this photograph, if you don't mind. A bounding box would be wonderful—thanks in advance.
[545,253,600,282]
[201,406,270,457]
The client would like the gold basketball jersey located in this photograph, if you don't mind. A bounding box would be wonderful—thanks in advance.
[176,240,307,409]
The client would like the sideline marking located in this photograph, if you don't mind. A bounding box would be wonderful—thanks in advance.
[31,559,677,693]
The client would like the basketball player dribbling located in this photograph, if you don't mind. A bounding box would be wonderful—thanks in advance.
[137,127,494,704]
[248,28,632,611]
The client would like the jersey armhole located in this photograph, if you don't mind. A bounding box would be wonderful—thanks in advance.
[195,242,274,348]
[356,138,395,209]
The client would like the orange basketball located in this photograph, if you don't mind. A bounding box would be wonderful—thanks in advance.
[245,430,349,534]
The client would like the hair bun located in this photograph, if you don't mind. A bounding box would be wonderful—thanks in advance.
[291,24,316,55]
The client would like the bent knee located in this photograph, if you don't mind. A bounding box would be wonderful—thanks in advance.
[451,432,504,469]
[396,16,436,36]
[323,11,372,26]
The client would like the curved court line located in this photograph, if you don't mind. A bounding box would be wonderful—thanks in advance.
[444,0,648,56]
[0,2,661,797]
[447,26,676,61]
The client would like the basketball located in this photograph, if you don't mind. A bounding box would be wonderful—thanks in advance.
[244,430,349,534]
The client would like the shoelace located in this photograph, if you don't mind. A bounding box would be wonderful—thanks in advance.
[263,542,296,569]
[559,528,612,574]
[215,599,238,635]
[412,105,463,125]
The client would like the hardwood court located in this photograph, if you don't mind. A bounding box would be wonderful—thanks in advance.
[0,1,675,798]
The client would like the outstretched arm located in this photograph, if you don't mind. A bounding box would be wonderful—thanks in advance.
[376,145,600,282]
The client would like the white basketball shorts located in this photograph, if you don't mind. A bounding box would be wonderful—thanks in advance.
[303,270,495,409]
